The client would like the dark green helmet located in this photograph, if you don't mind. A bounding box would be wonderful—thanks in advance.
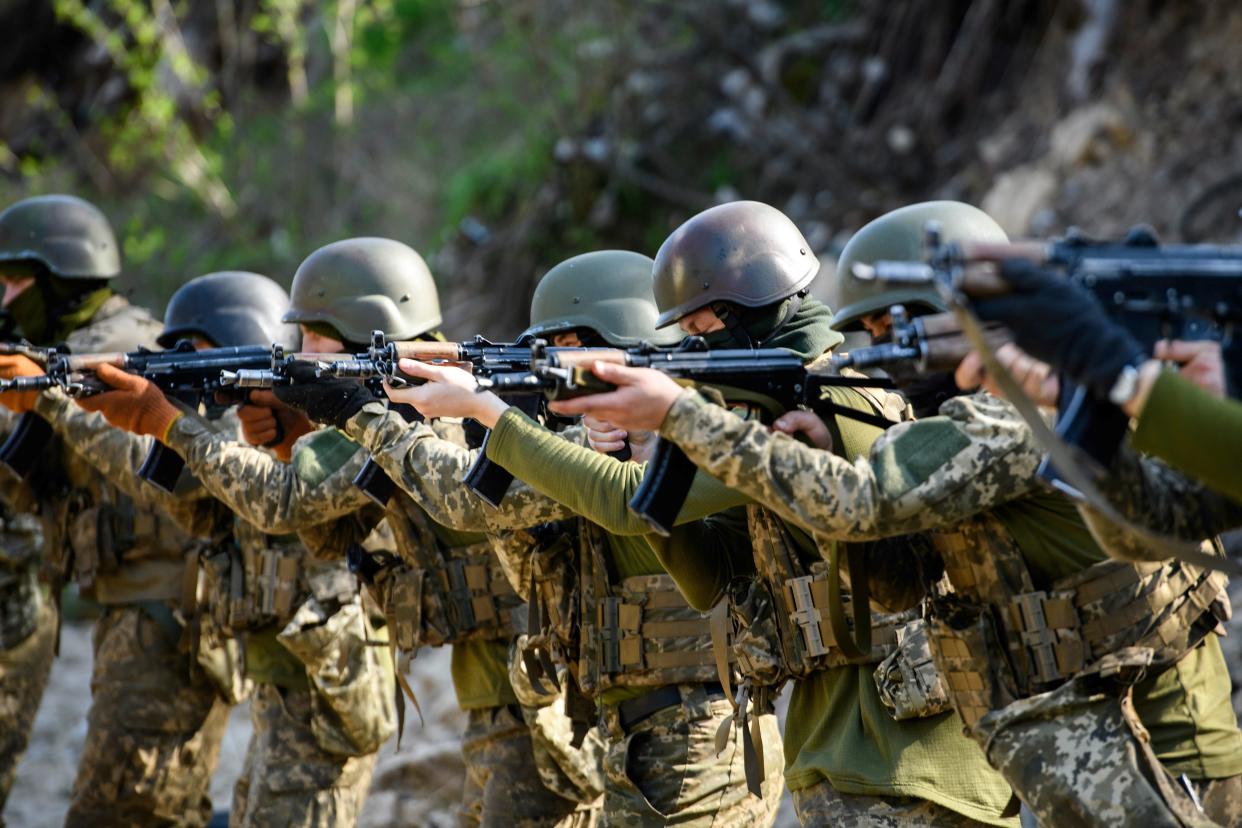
[523,250,684,347]
[0,194,121,279]
[652,200,819,328]
[831,201,1007,331]
[158,271,300,349]
[283,237,441,342]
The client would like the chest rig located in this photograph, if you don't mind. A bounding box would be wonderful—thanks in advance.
[366,494,522,653]
[925,514,1229,729]
[511,518,727,700]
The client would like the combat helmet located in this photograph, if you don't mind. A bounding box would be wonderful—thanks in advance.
[652,200,819,328]
[158,271,300,349]
[523,250,683,347]
[0,194,121,279]
[283,237,441,342]
[831,201,1007,331]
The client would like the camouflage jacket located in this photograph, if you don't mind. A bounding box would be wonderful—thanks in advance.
[1,296,210,604]
[656,388,1045,540]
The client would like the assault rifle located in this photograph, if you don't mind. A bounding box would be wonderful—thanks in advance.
[831,309,1010,375]
[857,224,1242,488]
[314,332,632,507]
[479,340,897,534]
[0,342,279,490]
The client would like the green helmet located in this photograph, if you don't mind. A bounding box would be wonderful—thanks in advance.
[0,194,120,279]
[283,237,441,342]
[652,200,819,328]
[523,250,684,347]
[831,201,1007,331]
[158,271,300,349]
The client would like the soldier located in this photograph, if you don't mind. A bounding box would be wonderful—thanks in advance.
[0,195,231,827]
[553,202,1242,826]
[372,205,1022,826]
[78,238,583,828]
[300,248,786,826]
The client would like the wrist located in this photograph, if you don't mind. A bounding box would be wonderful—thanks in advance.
[1122,359,1162,418]
[472,391,510,429]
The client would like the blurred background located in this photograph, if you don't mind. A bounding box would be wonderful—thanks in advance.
[2,0,1242,824]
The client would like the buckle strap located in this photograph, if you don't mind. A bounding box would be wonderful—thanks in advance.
[617,682,724,731]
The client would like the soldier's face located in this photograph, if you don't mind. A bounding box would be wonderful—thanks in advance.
[300,326,344,355]
[678,306,725,336]
[551,331,583,347]
[861,312,892,340]
[0,263,38,308]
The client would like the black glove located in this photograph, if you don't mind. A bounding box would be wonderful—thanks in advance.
[971,259,1147,399]
[272,360,375,428]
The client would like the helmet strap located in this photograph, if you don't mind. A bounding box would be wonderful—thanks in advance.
[710,302,759,350]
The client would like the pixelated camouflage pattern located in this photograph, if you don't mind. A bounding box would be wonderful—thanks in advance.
[460,704,596,828]
[509,638,607,807]
[1193,775,1242,827]
[345,403,581,534]
[14,297,212,606]
[1081,445,1242,563]
[277,596,397,757]
[597,688,782,827]
[791,779,1004,827]
[67,605,229,828]
[874,615,953,721]
[971,678,1214,828]
[232,682,377,827]
[0,595,54,812]
[657,389,1044,541]
[160,415,374,535]
[0,512,42,649]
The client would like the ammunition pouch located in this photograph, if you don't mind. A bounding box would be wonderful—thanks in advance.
[582,573,726,694]
[367,543,522,651]
[0,560,41,651]
[874,614,953,721]
[58,490,191,596]
[512,525,582,699]
[927,520,1230,730]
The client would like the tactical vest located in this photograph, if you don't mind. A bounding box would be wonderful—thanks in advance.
[39,297,196,605]
[368,495,523,652]
[509,519,727,699]
[925,515,1229,729]
[192,519,358,637]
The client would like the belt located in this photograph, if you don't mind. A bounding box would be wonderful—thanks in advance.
[617,681,725,731]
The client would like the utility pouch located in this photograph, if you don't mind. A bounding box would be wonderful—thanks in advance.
[927,599,1021,731]
[0,563,40,650]
[195,613,251,705]
[278,597,397,757]
[874,616,952,721]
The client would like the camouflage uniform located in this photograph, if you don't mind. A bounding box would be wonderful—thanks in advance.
[791,781,993,827]
[344,405,783,827]
[0,296,234,827]
[161,413,574,828]
[652,387,1242,826]
[0,508,52,817]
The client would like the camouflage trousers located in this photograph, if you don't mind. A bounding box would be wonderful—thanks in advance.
[790,780,997,827]
[0,594,55,816]
[460,703,597,828]
[67,603,230,828]
[232,682,378,827]
[598,683,783,827]
[972,677,1217,828]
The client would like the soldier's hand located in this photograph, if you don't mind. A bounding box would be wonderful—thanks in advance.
[956,344,1059,408]
[1154,340,1224,398]
[387,359,510,427]
[271,360,373,428]
[0,354,45,413]
[772,410,833,450]
[238,390,313,461]
[548,363,681,431]
[76,364,182,439]
[584,415,628,453]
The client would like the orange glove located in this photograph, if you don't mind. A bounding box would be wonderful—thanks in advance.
[76,364,182,440]
[0,354,47,414]
[237,390,313,461]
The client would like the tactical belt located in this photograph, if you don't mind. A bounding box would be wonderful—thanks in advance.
[617,681,726,731]
[781,574,904,668]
